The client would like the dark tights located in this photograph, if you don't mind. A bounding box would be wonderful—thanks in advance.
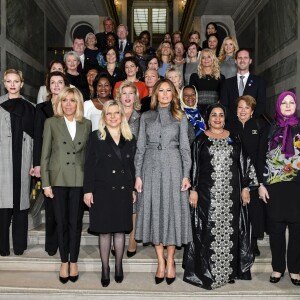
[99,233,125,279]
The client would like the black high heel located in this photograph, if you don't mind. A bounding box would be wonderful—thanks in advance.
[59,263,69,284]
[115,265,124,283]
[289,274,300,286]
[270,272,283,283]
[101,266,110,287]
[155,259,166,284]
[166,261,176,285]
[69,263,79,283]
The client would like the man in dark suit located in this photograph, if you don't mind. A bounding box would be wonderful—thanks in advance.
[220,48,266,120]
[95,17,118,52]
[117,24,133,61]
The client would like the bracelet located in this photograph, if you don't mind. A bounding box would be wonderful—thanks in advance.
[243,187,250,192]
[259,183,264,187]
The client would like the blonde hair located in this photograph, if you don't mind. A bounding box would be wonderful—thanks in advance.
[150,79,183,121]
[55,87,84,122]
[198,48,221,79]
[236,95,256,110]
[64,51,80,64]
[3,69,24,82]
[165,65,183,89]
[98,100,133,141]
[116,80,141,111]
[156,41,175,64]
[133,39,146,54]
[218,36,239,63]
[85,32,97,45]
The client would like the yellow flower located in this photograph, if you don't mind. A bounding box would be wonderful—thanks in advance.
[294,140,300,148]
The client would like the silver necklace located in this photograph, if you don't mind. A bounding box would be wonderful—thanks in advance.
[97,98,105,105]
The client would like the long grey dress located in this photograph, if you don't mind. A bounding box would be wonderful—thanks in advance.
[135,105,192,246]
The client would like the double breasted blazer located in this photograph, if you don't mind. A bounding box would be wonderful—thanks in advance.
[220,74,266,120]
[41,116,91,188]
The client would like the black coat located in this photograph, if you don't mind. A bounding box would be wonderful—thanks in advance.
[33,101,54,167]
[83,130,136,233]
[220,74,266,121]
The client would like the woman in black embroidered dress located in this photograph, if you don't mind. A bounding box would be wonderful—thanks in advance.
[183,103,258,290]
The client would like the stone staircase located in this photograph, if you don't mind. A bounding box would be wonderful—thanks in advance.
[0,207,299,299]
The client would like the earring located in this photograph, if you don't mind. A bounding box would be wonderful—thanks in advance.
[222,123,225,128]
[208,121,211,128]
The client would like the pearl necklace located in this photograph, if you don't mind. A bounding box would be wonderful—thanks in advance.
[174,58,185,63]
[97,98,105,105]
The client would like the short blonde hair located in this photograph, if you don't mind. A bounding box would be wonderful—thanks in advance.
[133,39,146,54]
[85,32,97,45]
[116,80,141,111]
[218,36,239,63]
[198,48,221,79]
[98,100,133,141]
[165,65,183,89]
[150,79,183,121]
[236,95,256,111]
[64,51,80,64]
[3,69,24,82]
[55,87,84,122]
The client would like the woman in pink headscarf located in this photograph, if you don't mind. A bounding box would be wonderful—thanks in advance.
[259,91,300,286]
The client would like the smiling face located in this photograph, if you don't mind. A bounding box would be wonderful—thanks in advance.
[86,35,97,48]
[236,50,252,72]
[207,24,217,35]
[105,104,122,129]
[157,82,173,107]
[174,42,185,57]
[86,69,98,86]
[187,44,198,58]
[104,19,113,33]
[106,49,117,64]
[208,36,218,50]
[280,95,297,117]
[224,39,235,55]
[73,38,85,55]
[183,87,197,107]
[50,75,66,96]
[65,55,79,71]
[189,33,200,45]
[201,51,213,67]
[97,77,111,99]
[50,62,64,73]
[120,86,136,108]
[237,99,253,123]
[61,92,77,120]
[161,42,171,56]
[148,57,159,70]
[209,107,225,130]
[134,42,145,55]
[125,61,138,77]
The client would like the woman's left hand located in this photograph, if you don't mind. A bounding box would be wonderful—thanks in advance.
[181,177,191,191]
[241,188,250,206]
[132,191,137,203]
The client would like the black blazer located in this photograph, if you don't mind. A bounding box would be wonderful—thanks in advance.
[220,74,266,120]
[118,40,133,53]
[33,101,54,167]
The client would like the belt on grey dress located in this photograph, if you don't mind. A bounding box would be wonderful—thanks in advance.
[146,144,179,150]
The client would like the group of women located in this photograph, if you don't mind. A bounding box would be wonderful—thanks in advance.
[0,22,300,291]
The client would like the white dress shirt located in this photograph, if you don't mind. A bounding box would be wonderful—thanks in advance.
[237,72,250,88]
[64,116,76,141]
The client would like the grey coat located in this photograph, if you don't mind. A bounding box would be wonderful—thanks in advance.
[135,106,192,246]
[0,94,34,210]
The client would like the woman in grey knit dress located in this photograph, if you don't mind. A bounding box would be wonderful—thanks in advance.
[135,79,192,285]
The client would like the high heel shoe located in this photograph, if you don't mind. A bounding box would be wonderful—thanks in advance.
[166,261,176,285]
[155,259,166,284]
[270,272,283,283]
[115,266,124,283]
[101,267,110,287]
[127,250,137,257]
[111,249,115,257]
[59,263,69,284]
[69,263,79,283]
[289,274,300,286]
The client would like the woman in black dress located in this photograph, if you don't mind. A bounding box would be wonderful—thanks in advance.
[183,103,258,290]
[228,95,269,256]
[189,48,224,116]
[83,100,136,287]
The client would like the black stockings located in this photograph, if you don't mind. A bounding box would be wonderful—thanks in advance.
[99,233,125,278]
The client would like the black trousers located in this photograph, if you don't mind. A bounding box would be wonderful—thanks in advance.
[0,208,28,255]
[267,182,300,274]
[44,195,58,254]
[52,187,84,263]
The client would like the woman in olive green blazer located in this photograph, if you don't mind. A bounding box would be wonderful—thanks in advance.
[41,87,91,284]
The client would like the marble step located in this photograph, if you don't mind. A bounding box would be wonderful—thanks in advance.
[0,271,299,300]
[0,244,272,273]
